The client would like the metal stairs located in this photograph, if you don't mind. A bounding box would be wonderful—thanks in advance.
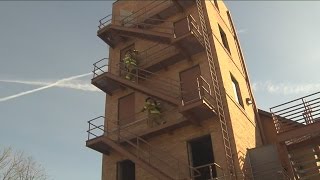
[86,117,200,180]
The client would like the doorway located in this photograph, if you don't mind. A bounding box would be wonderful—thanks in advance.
[117,160,135,180]
[120,44,135,77]
[188,135,216,180]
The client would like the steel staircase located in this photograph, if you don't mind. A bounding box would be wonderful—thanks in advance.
[195,0,236,178]
[92,58,181,106]
[288,146,320,180]
[87,116,200,180]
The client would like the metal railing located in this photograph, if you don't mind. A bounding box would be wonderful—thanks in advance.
[194,163,225,180]
[92,58,108,78]
[270,91,320,133]
[92,58,182,99]
[98,1,174,30]
[98,14,112,29]
[87,116,201,180]
[181,76,215,110]
[87,116,105,140]
[188,15,204,47]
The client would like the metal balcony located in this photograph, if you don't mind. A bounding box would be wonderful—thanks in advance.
[179,76,216,122]
[98,0,181,47]
[270,92,320,142]
[98,10,204,53]
[172,15,204,56]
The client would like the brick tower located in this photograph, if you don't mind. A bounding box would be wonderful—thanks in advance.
[86,1,266,179]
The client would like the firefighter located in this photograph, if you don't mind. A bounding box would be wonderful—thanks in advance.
[141,97,166,127]
[123,49,138,81]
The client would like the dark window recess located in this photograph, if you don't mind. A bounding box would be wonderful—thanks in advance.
[117,160,135,180]
[214,0,219,11]
[218,25,231,54]
[226,11,234,35]
[180,65,201,104]
[231,75,244,107]
[118,93,135,126]
[188,135,216,180]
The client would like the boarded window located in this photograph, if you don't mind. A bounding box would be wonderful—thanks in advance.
[174,17,190,38]
[180,65,201,104]
[118,93,135,126]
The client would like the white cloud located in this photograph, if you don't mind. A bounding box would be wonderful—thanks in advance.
[0,73,100,102]
[237,28,248,34]
[253,81,320,95]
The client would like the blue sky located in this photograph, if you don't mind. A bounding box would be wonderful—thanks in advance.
[0,1,320,180]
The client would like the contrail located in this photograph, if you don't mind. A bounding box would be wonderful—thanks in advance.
[0,79,99,92]
[0,73,98,102]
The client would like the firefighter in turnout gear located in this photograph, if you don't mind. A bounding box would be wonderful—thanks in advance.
[123,49,138,81]
[141,97,166,127]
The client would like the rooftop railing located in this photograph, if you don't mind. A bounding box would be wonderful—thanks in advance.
[270,91,320,133]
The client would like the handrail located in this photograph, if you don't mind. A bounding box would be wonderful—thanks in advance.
[98,14,112,29]
[92,58,182,99]
[119,107,179,131]
[199,75,212,95]
[181,75,215,107]
[87,116,106,140]
[193,163,225,179]
[270,91,320,110]
[92,58,108,78]
[115,62,181,96]
[187,15,204,46]
[92,58,180,85]
[87,115,201,179]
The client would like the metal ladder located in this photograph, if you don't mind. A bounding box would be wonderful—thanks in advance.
[195,0,236,178]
